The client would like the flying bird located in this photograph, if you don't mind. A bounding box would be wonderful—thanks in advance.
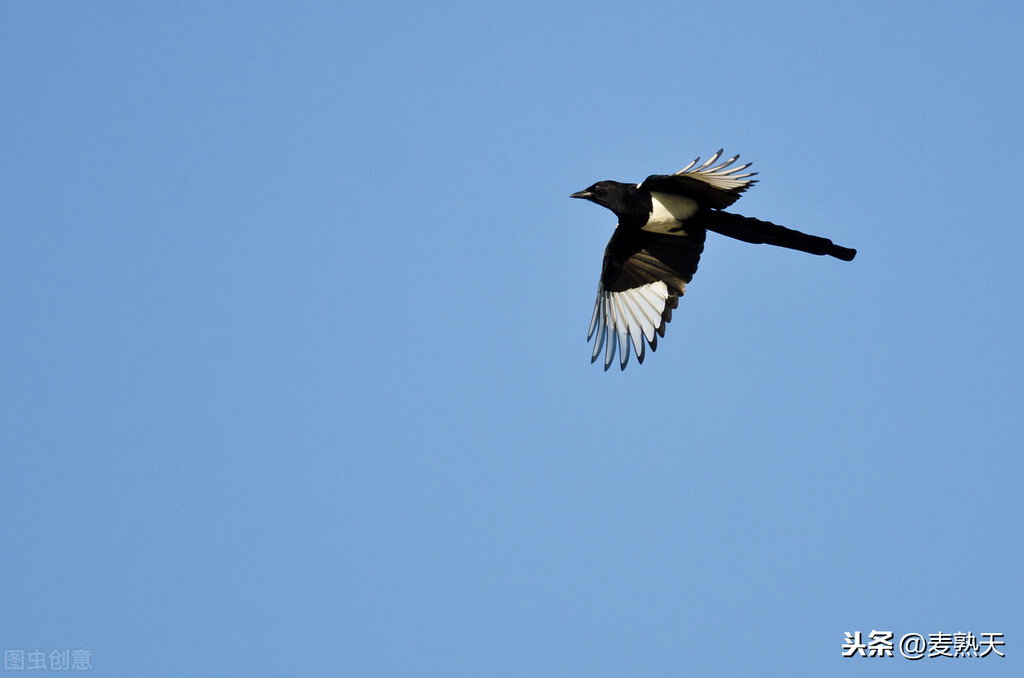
[571,150,856,371]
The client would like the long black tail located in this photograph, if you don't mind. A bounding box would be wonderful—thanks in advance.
[703,210,856,261]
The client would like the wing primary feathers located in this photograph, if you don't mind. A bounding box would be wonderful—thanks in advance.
[676,156,700,174]
[695,149,723,171]
[591,317,606,363]
[588,282,678,369]
[627,290,658,343]
[587,282,602,341]
[609,294,631,370]
[635,284,668,330]
[616,293,646,363]
[603,297,616,370]
[616,324,630,370]
[710,153,740,172]
[720,161,754,176]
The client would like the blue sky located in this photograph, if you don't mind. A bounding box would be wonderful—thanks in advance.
[2,2,1022,676]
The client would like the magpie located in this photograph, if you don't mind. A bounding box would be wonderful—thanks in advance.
[571,150,856,371]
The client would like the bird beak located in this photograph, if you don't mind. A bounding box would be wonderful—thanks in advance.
[570,190,592,200]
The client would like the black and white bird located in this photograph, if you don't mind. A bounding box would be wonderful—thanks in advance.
[571,150,856,371]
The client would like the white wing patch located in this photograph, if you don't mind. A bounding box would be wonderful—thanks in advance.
[674,149,756,192]
[587,280,672,371]
[643,191,698,234]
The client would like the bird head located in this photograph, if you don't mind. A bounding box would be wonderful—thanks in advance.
[570,180,634,214]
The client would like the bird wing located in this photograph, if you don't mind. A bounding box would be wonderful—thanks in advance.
[638,150,757,209]
[588,228,706,371]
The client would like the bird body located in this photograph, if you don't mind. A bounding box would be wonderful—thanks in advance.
[571,150,856,371]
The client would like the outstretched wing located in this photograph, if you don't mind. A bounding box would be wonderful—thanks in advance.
[639,149,757,209]
[588,228,706,371]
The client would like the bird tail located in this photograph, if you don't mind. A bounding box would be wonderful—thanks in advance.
[703,211,856,261]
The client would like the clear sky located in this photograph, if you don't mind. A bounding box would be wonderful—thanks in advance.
[2,2,1022,676]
